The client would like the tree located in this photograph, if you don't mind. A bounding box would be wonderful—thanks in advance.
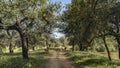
[0,0,49,59]
[60,0,118,61]
[109,2,120,59]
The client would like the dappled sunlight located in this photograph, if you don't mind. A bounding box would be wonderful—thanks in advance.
[0,0,120,68]
[46,51,75,68]
[66,51,120,68]
[0,50,49,68]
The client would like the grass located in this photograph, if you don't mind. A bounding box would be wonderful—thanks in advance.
[65,51,120,68]
[0,49,50,68]
[2,47,120,68]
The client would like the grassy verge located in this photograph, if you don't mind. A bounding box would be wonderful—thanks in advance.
[65,51,120,68]
[0,49,50,68]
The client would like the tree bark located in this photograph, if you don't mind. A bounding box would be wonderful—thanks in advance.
[20,32,28,59]
[79,42,84,51]
[116,36,120,59]
[103,36,111,61]
[1,17,30,59]
[9,42,13,53]
[45,37,49,52]
[72,40,75,51]
[115,16,120,59]
[6,23,29,59]
[119,47,120,59]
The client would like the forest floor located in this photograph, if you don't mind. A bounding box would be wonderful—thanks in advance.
[65,51,120,68]
[46,51,75,68]
[0,49,49,68]
[1,48,120,68]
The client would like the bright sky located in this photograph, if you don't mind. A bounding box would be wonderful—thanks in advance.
[50,0,71,38]
[50,0,71,5]
[50,0,71,12]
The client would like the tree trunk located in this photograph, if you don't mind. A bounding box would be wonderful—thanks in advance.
[12,25,29,59]
[115,16,120,59]
[116,36,120,59]
[72,40,75,51]
[20,32,28,59]
[6,17,29,60]
[46,38,49,52]
[9,42,13,53]
[7,28,29,59]
[103,36,111,61]
[79,43,83,51]
[15,24,29,59]
[119,47,120,59]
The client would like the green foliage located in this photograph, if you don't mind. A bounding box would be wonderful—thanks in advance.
[0,0,61,52]
[92,37,118,52]
[60,0,120,54]
[0,0,120,67]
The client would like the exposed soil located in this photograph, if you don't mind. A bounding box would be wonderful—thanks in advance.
[46,51,75,68]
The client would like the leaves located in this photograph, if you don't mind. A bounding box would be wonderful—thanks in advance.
[60,0,120,50]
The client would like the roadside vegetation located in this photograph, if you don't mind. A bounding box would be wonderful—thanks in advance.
[0,0,120,68]
[65,51,120,68]
[0,48,49,68]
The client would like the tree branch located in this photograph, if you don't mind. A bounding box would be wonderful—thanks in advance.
[20,17,29,23]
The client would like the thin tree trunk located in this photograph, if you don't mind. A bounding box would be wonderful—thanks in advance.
[103,36,111,61]
[72,40,75,51]
[115,16,120,59]
[116,37,120,59]
[9,42,13,53]
[46,38,49,52]
[119,47,120,59]
[79,43,83,51]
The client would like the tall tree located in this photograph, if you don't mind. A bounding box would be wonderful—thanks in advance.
[0,0,56,59]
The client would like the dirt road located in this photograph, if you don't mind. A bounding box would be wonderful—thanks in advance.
[46,51,74,68]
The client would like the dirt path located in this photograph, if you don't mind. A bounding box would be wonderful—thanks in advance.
[46,51,74,68]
